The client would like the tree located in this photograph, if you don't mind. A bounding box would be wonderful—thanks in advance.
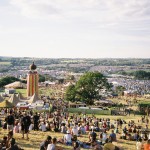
[65,84,76,102]
[39,74,46,82]
[133,70,150,80]
[65,72,112,105]
[0,76,20,88]
[115,86,126,96]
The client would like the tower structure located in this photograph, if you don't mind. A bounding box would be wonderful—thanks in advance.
[27,62,39,97]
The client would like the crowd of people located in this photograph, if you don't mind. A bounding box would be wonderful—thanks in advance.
[0,107,150,150]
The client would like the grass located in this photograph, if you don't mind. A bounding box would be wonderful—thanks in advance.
[16,89,27,98]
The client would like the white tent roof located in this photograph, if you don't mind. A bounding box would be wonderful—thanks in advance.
[63,82,71,87]
[8,94,20,106]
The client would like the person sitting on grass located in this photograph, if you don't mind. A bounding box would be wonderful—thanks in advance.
[1,136,8,149]
[114,128,119,134]
[40,136,52,150]
[6,138,24,150]
[71,125,78,137]
[40,121,47,132]
[64,130,72,146]
[109,130,117,142]
[73,141,80,150]
[80,125,86,135]
[47,137,57,150]
[88,129,97,145]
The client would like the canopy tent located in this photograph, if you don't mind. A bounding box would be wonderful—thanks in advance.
[0,100,14,108]
[8,94,20,106]
[5,81,27,89]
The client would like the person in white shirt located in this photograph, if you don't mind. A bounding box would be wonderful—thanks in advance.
[1,109,5,115]
[102,131,107,144]
[29,123,34,131]
[47,138,57,150]
[71,126,78,136]
[64,130,72,145]
[40,122,47,132]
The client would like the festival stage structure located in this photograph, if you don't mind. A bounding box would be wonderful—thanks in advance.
[27,62,39,97]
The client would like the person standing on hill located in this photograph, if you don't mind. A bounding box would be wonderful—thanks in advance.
[21,113,31,140]
[6,112,15,131]
[33,112,39,131]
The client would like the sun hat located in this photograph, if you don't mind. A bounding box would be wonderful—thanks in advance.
[67,130,70,134]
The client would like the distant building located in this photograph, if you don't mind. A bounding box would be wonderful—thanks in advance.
[5,88,16,95]
[27,62,39,97]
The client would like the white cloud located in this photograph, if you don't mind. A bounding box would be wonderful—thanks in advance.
[8,0,150,19]
[7,0,150,31]
[9,0,60,18]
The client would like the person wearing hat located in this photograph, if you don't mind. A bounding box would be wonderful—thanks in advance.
[64,130,72,146]
[40,136,52,150]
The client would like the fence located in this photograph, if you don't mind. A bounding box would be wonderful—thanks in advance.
[68,108,111,115]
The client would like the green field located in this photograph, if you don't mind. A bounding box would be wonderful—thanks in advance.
[0,62,11,65]
[16,89,27,97]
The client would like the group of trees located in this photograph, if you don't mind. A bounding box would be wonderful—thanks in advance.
[0,76,20,88]
[0,74,47,88]
[131,70,150,80]
[119,70,150,80]
[65,72,112,105]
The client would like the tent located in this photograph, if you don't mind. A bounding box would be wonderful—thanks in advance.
[0,100,14,108]
[5,81,27,89]
[8,94,20,106]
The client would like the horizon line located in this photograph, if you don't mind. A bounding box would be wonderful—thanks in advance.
[0,55,150,59]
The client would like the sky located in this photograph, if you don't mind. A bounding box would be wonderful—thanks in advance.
[0,0,150,58]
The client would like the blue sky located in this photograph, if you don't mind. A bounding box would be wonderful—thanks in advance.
[0,0,150,58]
